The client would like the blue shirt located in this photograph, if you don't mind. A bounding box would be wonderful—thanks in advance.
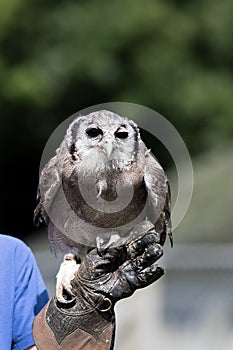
[0,235,49,350]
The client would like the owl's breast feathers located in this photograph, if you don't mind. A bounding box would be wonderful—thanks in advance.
[61,157,148,229]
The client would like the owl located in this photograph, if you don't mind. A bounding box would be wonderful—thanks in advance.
[34,110,172,300]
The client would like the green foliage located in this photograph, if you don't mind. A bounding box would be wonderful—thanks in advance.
[0,0,233,151]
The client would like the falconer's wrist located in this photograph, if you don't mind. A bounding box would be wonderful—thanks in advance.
[33,296,115,350]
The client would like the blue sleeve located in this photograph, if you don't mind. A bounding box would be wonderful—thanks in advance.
[12,242,49,350]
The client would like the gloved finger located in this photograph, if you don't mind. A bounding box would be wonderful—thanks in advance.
[116,260,164,296]
[135,243,163,270]
[136,263,164,289]
[127,231,161,259]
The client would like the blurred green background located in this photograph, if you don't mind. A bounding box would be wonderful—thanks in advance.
[1,1,233,349]
[0,0,232,235]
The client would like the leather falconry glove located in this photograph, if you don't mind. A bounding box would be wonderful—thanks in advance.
[33,222,164,350]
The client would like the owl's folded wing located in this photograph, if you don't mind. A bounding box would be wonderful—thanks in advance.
[34,144,85,254]
[33,153,62,227]
[144,153,172,246]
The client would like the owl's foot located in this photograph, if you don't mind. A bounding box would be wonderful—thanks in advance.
[96,234,121,256]
[56,253,80,303]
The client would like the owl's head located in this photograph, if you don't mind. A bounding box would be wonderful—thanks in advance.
[65,110,142,166]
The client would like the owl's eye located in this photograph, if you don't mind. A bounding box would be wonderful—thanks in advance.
[86,127,103,138]
[115,131,128,139]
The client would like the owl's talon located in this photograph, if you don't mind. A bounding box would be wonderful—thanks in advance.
[106,234,121,248]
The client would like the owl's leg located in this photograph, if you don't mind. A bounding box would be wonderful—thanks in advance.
[56,253,80,303]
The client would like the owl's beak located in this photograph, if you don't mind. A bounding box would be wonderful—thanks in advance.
[104,140,114,158]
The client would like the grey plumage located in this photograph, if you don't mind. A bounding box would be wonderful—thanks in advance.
[34,110,172,259]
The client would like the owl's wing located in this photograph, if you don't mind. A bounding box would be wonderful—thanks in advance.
[33,153,62,227]
[144,153,172,246]
[34,142,85,254]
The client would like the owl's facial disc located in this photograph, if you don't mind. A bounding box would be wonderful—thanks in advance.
[80,120,135,166]
[102,126,129,159]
